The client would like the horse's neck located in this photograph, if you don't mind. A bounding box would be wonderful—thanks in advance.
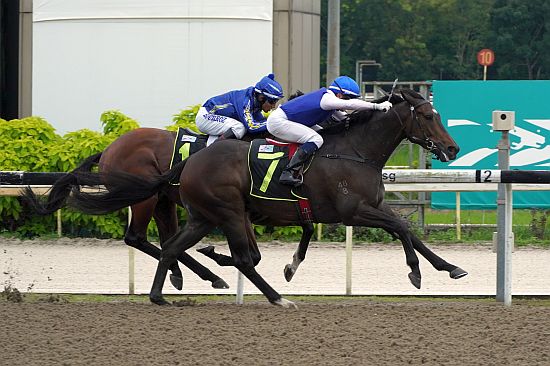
[321,110,405,169]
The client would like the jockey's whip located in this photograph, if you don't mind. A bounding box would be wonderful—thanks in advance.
[387,78,398,102]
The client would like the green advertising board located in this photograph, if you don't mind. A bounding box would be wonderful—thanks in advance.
[431,80,550,209]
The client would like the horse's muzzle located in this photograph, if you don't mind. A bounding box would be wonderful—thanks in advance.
[434,144,459,162]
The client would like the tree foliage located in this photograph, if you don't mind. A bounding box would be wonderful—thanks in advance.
[321,0,548,83]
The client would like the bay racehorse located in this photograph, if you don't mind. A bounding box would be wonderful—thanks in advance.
[59,89,467,307]
[23,92,312,291]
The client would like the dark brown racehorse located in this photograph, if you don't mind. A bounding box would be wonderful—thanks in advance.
[58,89,467,307]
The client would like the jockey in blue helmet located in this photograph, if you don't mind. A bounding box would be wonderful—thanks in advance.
[196,74,284,144]
[267,75,393,186]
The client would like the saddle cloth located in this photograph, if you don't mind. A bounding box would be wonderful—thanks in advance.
[248,138,310,202]
[169,128,208,184]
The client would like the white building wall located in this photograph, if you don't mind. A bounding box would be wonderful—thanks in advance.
[32,0,273,134]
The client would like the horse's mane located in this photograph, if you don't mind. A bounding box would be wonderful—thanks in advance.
[288,90,304,101]
[347,88,426,125]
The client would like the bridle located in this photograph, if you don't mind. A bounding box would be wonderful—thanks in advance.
[391,98,438,155]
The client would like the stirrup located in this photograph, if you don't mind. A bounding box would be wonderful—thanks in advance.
[279,170,303,187]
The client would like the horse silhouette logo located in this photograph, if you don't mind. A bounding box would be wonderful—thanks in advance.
[448,118,550,167]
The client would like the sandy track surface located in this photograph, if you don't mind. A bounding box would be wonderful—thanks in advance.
[2,300,550,365]
[1,237,549,297]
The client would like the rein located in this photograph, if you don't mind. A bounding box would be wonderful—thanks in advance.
[318,95,436,169]
[319,153,382,170]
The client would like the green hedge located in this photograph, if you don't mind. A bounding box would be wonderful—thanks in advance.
[0,108,197,239]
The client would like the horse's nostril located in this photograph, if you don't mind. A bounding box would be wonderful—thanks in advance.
[447,145,459,156]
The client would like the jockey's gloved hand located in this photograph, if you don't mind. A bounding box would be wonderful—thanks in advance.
[375,101,393,112]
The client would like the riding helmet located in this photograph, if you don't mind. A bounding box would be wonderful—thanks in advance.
[329,76,360,98]
[254,74,284,101]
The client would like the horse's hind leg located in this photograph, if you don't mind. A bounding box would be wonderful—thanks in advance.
[378,203,468,279]
[154,196,229,289]
[284,223,314,282]
[150,214,214,305]
[222,219,295,308]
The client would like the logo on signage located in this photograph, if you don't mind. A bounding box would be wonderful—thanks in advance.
[447,118,550,167]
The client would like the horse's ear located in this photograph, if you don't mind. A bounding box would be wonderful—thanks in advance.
[390,89,404,104]
[400,88,416,104]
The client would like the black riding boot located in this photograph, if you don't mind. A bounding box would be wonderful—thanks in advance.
[216,129,236,142]
[279,147,313,186]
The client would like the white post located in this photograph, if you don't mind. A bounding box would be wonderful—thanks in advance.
[455,192,461,240]
[56,209,62,237]
[128,207,135,295]
[345,226,353,295]
[326,0,340,85]
[493,111,515,306]
[236,271,244,305]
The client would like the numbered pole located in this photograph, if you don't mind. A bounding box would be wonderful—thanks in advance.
[477,48,494,81]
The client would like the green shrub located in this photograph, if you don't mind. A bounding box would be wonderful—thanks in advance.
[167,105,201,132]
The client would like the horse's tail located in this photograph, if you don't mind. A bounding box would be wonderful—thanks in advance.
[22,152,103,215]
[66,159,187,215]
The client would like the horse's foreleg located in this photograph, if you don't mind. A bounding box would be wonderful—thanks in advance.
[150,215,213,305]
[410,235,468,279]
[196,245,235,266]
[154,197,229,289]
[344,204,422,289]
[196,217,262,268]
[378,203,468,280]
[284,223,314,282]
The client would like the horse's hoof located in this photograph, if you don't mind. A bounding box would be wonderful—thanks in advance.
[284,264,295,282]
[450,267,468,279]
[272,297,298,309]
[211,278,230,289]
[408,272,422,289]
[169,274,183,290]
[197,245,215,256]
[150,295,171,306]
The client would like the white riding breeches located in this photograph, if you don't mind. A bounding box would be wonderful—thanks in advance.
[266,107,324,148]
[195,107,247,141]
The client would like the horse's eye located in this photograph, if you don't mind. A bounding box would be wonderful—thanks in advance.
[424,114,433,120]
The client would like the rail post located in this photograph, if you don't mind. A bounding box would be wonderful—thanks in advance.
[493,111,515,306]
[236,271,244,305]
[345,226,353,295]
[128,207,135,295]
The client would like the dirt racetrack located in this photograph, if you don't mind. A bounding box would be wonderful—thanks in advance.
[2,238,550,365]
[2,299,550,365]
